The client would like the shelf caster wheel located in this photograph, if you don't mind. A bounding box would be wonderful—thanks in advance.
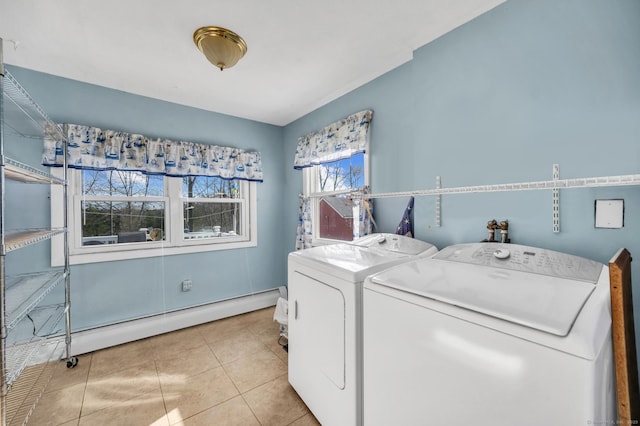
[66,357,78,369]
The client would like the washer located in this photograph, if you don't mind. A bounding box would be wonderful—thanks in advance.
[288,233,438,426]
[363,242,616,426]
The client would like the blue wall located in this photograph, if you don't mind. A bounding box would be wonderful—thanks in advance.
[5,66,287,329]
[284,0,640,366]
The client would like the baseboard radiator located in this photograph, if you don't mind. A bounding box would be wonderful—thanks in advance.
[70,286,287,356]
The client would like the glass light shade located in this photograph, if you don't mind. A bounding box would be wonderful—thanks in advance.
[193,26,248,71]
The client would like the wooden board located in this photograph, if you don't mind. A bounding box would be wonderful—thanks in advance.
[609,248,640,423]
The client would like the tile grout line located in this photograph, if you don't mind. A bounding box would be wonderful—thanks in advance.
[153,357,171,425]
[238,391,264,426]
[76,354,92,423]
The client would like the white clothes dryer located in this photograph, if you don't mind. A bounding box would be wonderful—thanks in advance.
[362,242,616,426]
[288,234,438,426]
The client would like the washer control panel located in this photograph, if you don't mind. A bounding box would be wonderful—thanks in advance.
[434,243,603,283]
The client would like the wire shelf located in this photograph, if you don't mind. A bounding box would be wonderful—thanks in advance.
[5,355,58,426]
[361,173,640,199]
[3,157,65,185]
[5,271,66,330]
[5,307,66,386]
[4,229,66,253]
[2,70,65,142]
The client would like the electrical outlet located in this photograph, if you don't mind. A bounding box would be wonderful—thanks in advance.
[181,279,192,292]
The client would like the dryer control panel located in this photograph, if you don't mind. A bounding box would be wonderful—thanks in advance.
[434,243,603,284]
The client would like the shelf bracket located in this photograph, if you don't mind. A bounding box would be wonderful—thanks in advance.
[435,176,442,227]
[553,164,560,233]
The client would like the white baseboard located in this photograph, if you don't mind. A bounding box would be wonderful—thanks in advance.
[71,286,286,356]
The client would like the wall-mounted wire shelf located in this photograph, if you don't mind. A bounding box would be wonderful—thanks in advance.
[306,167,640,232]
[363,169,640,232]
[361,172,640,199]
[307,172,640,201]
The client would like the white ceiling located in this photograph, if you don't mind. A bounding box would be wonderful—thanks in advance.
[0,0,505,126]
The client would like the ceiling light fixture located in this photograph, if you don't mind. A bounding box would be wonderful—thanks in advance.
[193,26,247,71]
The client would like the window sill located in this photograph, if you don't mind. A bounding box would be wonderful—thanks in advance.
[54,237,257,266]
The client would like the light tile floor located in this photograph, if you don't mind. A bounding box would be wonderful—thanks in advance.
[25,307,320,426]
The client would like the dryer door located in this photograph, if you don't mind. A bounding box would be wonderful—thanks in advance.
[289,271,345,390]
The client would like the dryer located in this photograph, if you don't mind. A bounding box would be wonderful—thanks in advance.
[288,234,437,426]
[362,242,616,426]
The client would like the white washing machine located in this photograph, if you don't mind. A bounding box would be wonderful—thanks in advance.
[363,242,616,426]
[288,233,438,426]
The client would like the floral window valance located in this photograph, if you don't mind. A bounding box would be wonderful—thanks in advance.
[293,109,372,169]
[42,124,264,182]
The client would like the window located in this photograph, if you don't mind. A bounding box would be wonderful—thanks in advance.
[182,176,243,239]
[80,170,165,245]
[51,168,256,265]
[302,152,369,243]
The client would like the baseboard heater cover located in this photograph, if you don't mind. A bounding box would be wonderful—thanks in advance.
[70,286,285,356]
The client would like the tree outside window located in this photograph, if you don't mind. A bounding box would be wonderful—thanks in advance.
[182,176,242,237]
[81,170,164,245]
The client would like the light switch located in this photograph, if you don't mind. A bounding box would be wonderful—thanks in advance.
[595,199,624,229]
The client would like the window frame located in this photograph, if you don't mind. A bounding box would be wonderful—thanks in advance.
[302,152,370,246]
[181,176,245,240]
[51,168,257,266]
